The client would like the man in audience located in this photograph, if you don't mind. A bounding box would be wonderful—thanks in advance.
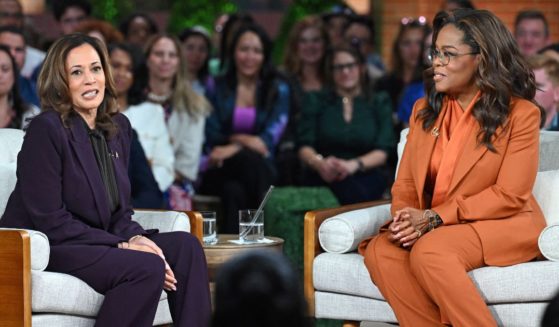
[529,54,559,130]
[0,0,43,78]
[343,14,385,83]
[514,9,551,57]
[0,26,39,107]
[52,0,91,36]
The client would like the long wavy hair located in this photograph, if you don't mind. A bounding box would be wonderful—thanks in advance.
[390,18,430,83]
[283,15,329,84]
[0,44,28,129]
[141,34,210,119]
[419,9,538,151]
[37,33,118,138]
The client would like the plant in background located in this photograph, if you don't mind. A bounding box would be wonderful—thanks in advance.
[90,0,135,24]
[167,0,237,35]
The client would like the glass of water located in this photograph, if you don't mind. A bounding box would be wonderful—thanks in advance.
[201,211,217,245]
[238,209,264,243]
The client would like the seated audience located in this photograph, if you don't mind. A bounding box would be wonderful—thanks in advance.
[52,0,92,36]
[212,251,309,327]
[179,25,214,95]
[75,18,124,45]
[321,4,355,47]
[0,44,38,128]
[538,43,559,62]
[514,9,551,57]
[297,46,395,205]
[140,33,211,210]
[528,54,559,130]
[118,12,158,48]
[216,12,254,74]
[129,129,164,209]
[201,23,290,233]
[0,26,40,107]
[0,33,210,326]
[359,9,545,326]
[109,43,175,194]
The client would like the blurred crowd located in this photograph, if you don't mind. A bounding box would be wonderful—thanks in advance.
[1,0,558,233]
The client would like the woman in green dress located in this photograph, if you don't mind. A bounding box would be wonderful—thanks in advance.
[297,45,395,204]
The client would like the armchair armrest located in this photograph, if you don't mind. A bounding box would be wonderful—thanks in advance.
[132,209,203,243]
[0,229,31,327]
[303,200,390,316]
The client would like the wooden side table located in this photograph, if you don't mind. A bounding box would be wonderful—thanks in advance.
[203,234,284,305]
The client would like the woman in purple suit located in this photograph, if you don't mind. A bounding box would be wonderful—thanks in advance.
[0,34,211,326]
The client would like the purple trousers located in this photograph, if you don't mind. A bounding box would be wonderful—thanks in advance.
[62,231,211,327]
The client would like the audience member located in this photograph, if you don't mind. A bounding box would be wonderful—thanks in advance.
[397,27,433,127]
[201,23,290,233]
[321,4,355,47]
[343,14,385,82]
[0,0,44,78]
[376,16,430,130]
[297,46,395,204]
[118,12,158,48]
[0,26,39,107]
[0,44,37,128]
[109,43,175,194]
[52,0,92,36]
[0,33,211,326]
[75,18,124,45]
[360,9,545,327]
[514,9,551,57]
[141,33,211,210]
[538,43,559,62]
[129,129,164,209]
[529,54,559,130]
[212,251,308,327]
[217,12,254,74]
[179,25,214,95]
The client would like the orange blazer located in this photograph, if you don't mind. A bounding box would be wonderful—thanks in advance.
[391,97,546,266]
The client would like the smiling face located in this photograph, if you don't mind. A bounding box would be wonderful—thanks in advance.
[515,18,549,57]
[234,31,264,79]
[332,50,362,93]
[147,37,179,81]
[432,24,480,101]
[297,27,325,66]
[0,50,14,96]
[110,48,133,97]
[66,44,105,117]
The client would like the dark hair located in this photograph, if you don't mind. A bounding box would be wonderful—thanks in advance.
[108,42,145,106]
[223,23,282,112]
[0,25,25,45]
[118,12,159,39]
[37,33,118,137]
[391,17,430,83]
[514,9,549,37]
[179,27,212,83]
[0,44,28,128]
[321,4,355,22]
[52,0,92,22]
[420,9,537,151]
[76,19,124,44]
[538,43,559,55]
[218,13,254,72]
[212,251,308,327]
[343,15,376,44]
[325,45,371,99]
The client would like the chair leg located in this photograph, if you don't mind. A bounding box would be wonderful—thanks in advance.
[343,321,360,327]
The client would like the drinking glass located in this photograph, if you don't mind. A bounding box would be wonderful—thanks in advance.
[201,211,217,245]
[238,209,264,243]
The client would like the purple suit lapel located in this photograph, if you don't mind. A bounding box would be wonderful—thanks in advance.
[67,115,111,229]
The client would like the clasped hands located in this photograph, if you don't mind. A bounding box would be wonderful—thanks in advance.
[118,236,177,291]
[388,207,429,248]
[317,156,360,183]
[209,134,269,167]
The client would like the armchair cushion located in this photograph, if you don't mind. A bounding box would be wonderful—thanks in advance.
[318,204,391,253]
[0,228,49,271]
[532,169,559,260]
[131,210,190,233]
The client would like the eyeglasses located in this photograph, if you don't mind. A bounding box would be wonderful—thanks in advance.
[428,48,479,66]
[332,62,358,72]
[401,16,427,26]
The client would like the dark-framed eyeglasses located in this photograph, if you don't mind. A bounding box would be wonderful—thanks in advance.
[332,62,358,72]
[428,48,479,66]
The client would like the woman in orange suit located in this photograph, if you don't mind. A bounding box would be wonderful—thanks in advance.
[359,9,546,327]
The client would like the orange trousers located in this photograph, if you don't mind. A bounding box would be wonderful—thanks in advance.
[362,224,497,327]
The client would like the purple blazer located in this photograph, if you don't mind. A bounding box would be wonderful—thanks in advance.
[0,110,151,272]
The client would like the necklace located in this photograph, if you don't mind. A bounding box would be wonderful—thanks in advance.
[147,91,171,103]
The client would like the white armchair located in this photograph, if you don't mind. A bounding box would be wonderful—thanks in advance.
[304,129,559,327]
[0,128,203,327]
